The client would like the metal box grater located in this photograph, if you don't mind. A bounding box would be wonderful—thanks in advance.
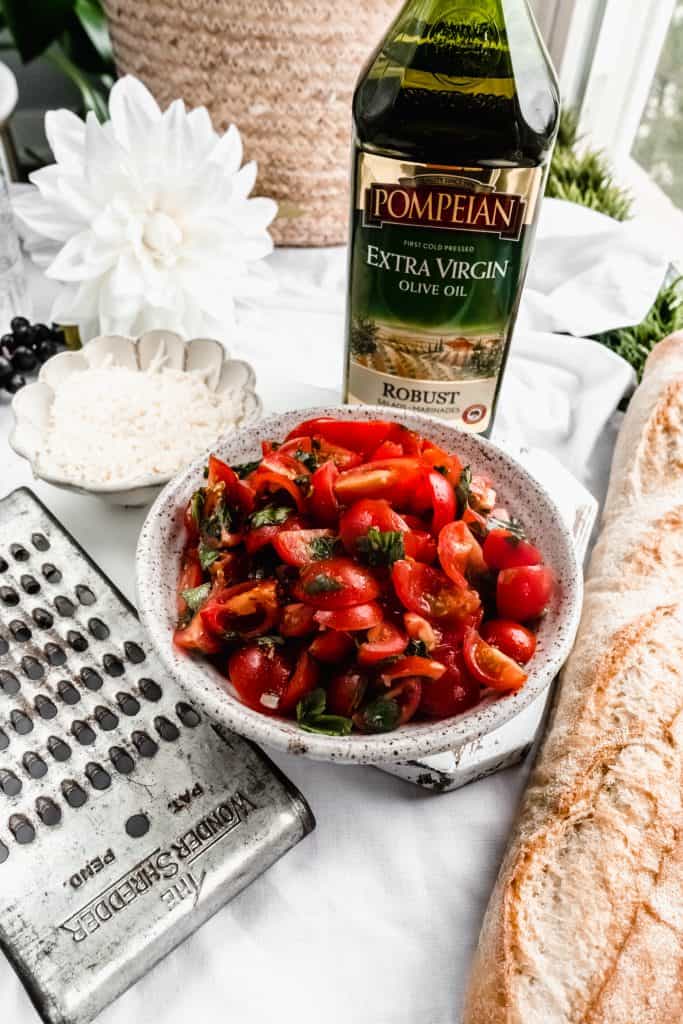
[0,488,314,1024]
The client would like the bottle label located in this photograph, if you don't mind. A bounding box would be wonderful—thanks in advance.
[345,152,544,432]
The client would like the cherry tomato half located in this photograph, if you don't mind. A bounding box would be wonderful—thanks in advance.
[177,548,203,618]
[480,619,537,665]
[334,459,423,506]
[496,565,554,621]
[273,528,336,567]
[285,417,394,456]
[357,621,408,665]
[308,460,340,525]
[385,678,422,724]
[418,655,479,718]
[327,670,368,716]
[403,612,440,651]
[248,468,306,513]
[438,521,487,583]
[339,499,408,556]
[201,581,280,639]
[391,559,480,623]
[313,602,384,631]
[294,558,381,609]
[174,612,222,655]
[380,655,446,682]
[426,469,456,536]
[308,630,356,662]
[207,455,255,512]
[482,528,543,571]
[279,651,319,713]
[228,643,291,713]
[463,629,528,692]
[280,603,318,638]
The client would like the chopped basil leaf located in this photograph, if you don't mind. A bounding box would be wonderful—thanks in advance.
[256,635,285,648]
[181,582,211,612]
[456,466,472,516]
[203,499,233,541]
[295,475,313,496]
[232,459,261,478]
[434,465,448,476]
[297,688,327,721]
[189,489,204,527]
[307,535,339,561]
[303,573,343,595]
[296,688,352,736]
[202,465,209,479]
[356,527,404,567]
[249,505,291,529]
[487,515,526,540]
[294,448,318,472]
[407,638,428,658]
[359,697,401,733]
[198,543,220,570]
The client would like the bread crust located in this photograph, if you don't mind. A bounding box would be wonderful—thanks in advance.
[463,333,683,1024]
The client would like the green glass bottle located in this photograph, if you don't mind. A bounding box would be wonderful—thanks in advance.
[343,0,559,435]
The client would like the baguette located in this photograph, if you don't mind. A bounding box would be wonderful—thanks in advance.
[463,332,683,1024]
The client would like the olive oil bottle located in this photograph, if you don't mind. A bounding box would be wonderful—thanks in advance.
[343,0,559,435]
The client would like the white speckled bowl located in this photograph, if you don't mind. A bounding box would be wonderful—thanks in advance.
[9,330,261,507]
[136,406,583,763]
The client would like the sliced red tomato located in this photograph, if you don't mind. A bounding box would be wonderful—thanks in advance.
[370,440,404,460]
[207,455,255,512]
[463,629,528,692]
[183,493,202,542]
[420,444,463,487]
[438,521,487,582]
[334,459,423,506]
[327,670,368,716]
[248,468,306,512]
[357,621,408,665]
[308,460,340,525]
[482,528,543,571]
[313,601,384,631]
[403,612,440,650]
[470,474,497,512]
[260,451,311,480]
[426,469,456,535]
[418,658,479,718]
[227,643,291,713]
[381,655,446,682]
[308,630,356,662]
[273,528,335,567]
[280,603,318,637]
[285,417,394,456]
[437,606,484,648]
[293,558,381,609]
[480,619,537,665]
[279,651,319,713]
[496,565,554,621]
[177,549,203,617]
[207,550,247,589]
[405,529,438,564]
[174,613,222,655]
[385,678,422,724]
[392,560,481,625]
[339,499,408,556]
[201,580,280,639]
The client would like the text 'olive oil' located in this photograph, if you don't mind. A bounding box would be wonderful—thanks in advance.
[344,0,560,435]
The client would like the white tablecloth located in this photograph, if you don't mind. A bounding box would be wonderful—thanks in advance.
[0,247,635,1024]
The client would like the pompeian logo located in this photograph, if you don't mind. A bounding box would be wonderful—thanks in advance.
[364,182,526,241]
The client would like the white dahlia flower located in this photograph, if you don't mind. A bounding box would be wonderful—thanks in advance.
[13,75,277,338]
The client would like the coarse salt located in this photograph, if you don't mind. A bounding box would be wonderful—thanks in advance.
[36,363,250,487]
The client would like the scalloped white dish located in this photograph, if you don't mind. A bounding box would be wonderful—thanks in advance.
[9,330,261,507]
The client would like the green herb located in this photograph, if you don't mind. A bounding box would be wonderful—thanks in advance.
[434,465,448,476]
[249,505,291,529]
[189,489,204,528]
[456,466,472,516]
[203,465,209,479]
[198,543,220,570]
[203,499,233,541]
[358,697,401,734]
[407,638,428,658]
[256,635,285,648]
[296,688,352,736]
[486,516,526,540]
[294,448,318,472]
[180,582,211,613]
[232,460,261,478]
[307,535,339,561]
[294,475,313,497]
[303,573,343,595]
[356,527,404,567]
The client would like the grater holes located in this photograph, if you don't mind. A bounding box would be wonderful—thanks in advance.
[94,706,118,731]
[88,618,109,641]
[0,586,19,606]
[47,737,71,762]
[0,730,8,751]
[0,770,21,796]
[36,797,61,826]
[125,813,149,838]
[109,746,134,775]
[41,564,62,584]
[61,780,87,808]
[80,667,102,691]
[21,656,44,680]
[138,678,162,702]
[155,716,180,742]
[0,635,7,655]
[44,643,66,667]
[85,763,111,790]
[32,607,53,630]
[0,839,8,862]
[75,585,96,606]
[9,814,35,844]
[9,620,30,643]
[10,710,32,735]
[67,630,88,653]
[0,557,6,573]
[103,654,124,677]
[132,731,158,758]
[124,641,145,664]
[176,702,201,728]
[116,692,140,716]
[31,533,49,552]
[9,544,29,563]
[34,694,57,720]
[0,670,20,696]
[20,574,40,595]
[71,720,95,746]
[22,752,47,779]
[54,595,75,617]
[57,681,80,706]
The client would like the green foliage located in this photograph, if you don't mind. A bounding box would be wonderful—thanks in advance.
[591,277,683,381]
[0,0,114,118]
[350,316,379,357]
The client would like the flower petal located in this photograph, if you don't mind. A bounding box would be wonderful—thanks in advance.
[44,109,86,171]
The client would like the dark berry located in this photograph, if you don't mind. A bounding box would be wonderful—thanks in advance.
[34,323,51,342]
[25,325,42,350]
[5,373,26,394]
[1,333,17,355]
[0,356,11,385]
[37,339,57,363]
[10,316,29,333]
[11,346,37,373]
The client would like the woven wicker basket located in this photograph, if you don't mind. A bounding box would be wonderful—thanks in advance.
[103,0,399,246]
